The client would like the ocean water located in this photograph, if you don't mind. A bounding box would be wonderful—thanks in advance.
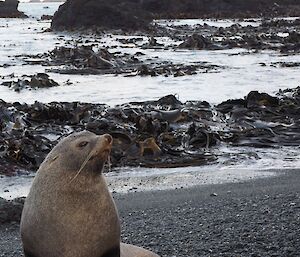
[0,3,300,106]
[0,3,300,192]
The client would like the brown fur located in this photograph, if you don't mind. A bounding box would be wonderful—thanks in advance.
[121,243,159,257]
[20,131,159,257]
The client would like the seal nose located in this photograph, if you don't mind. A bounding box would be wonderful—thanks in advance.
[103,134,113,145]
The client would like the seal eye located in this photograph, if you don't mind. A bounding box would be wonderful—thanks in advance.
[78,141,89,148]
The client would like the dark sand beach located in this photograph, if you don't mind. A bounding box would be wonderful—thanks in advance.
[1,1,300,257]
[1,169,299,257]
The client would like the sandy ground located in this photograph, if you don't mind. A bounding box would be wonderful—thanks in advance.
[1,169,300,257]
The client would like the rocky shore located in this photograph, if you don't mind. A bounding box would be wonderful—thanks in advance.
[51,0,300,31]
[1,86,300,175]
[2,9,300,176]
[1,169,299,256]
[144,0,300,19]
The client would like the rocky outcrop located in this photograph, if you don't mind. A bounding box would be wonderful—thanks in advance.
[142,0,300,19]
[0,0,27,18]
[1,73,60,92]
[178,34,220,50]
[51,0,152,31]
[51,0,300,31]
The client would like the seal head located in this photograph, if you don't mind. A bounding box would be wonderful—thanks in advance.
[41,131,112,175]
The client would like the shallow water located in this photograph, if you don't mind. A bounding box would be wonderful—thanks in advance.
[156,16,300,27]
[0,3,300,188]
[1,3,300,106]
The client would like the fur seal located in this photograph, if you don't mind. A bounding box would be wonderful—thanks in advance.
[20,131,159,257]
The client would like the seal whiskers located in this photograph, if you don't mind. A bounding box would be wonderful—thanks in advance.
[68,149,96,184]
[69,135,112,183]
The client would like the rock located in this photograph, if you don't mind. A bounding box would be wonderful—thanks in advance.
[49,0,300,32]
[1,73,60,91]
[156,95,182,107]
[29,73,59,89]
[40,14,53,20]
[0,197,24,224]
[141,0,300,19]
[178,34,219,50]
[137,65,157,76]
[286,31,300,44]
[0,0,27,18]
[142,37,164,49]
[51,0,152,31]
[246,91,279,108]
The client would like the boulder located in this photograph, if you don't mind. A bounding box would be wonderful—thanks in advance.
[51,0,300,31]
[51,0,152,31]
[0,197,24,224]
[178,34,219,50]
[0,0,27,18]
[1,73,60,92]
[246,91,279,108]
[141,0,300,19]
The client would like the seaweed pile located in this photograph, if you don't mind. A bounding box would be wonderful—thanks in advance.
[17,45,222,77]
[174,20,300,54]
[12,17,300,81]
[1,73,60,92]
[1,86,300,175]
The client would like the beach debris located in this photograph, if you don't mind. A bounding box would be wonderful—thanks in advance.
[17,45,222,77]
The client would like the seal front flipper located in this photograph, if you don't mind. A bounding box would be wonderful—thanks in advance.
[120,243,159,257]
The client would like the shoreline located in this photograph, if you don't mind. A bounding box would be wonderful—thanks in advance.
[1,168,299,256]
[0,166,279,199]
